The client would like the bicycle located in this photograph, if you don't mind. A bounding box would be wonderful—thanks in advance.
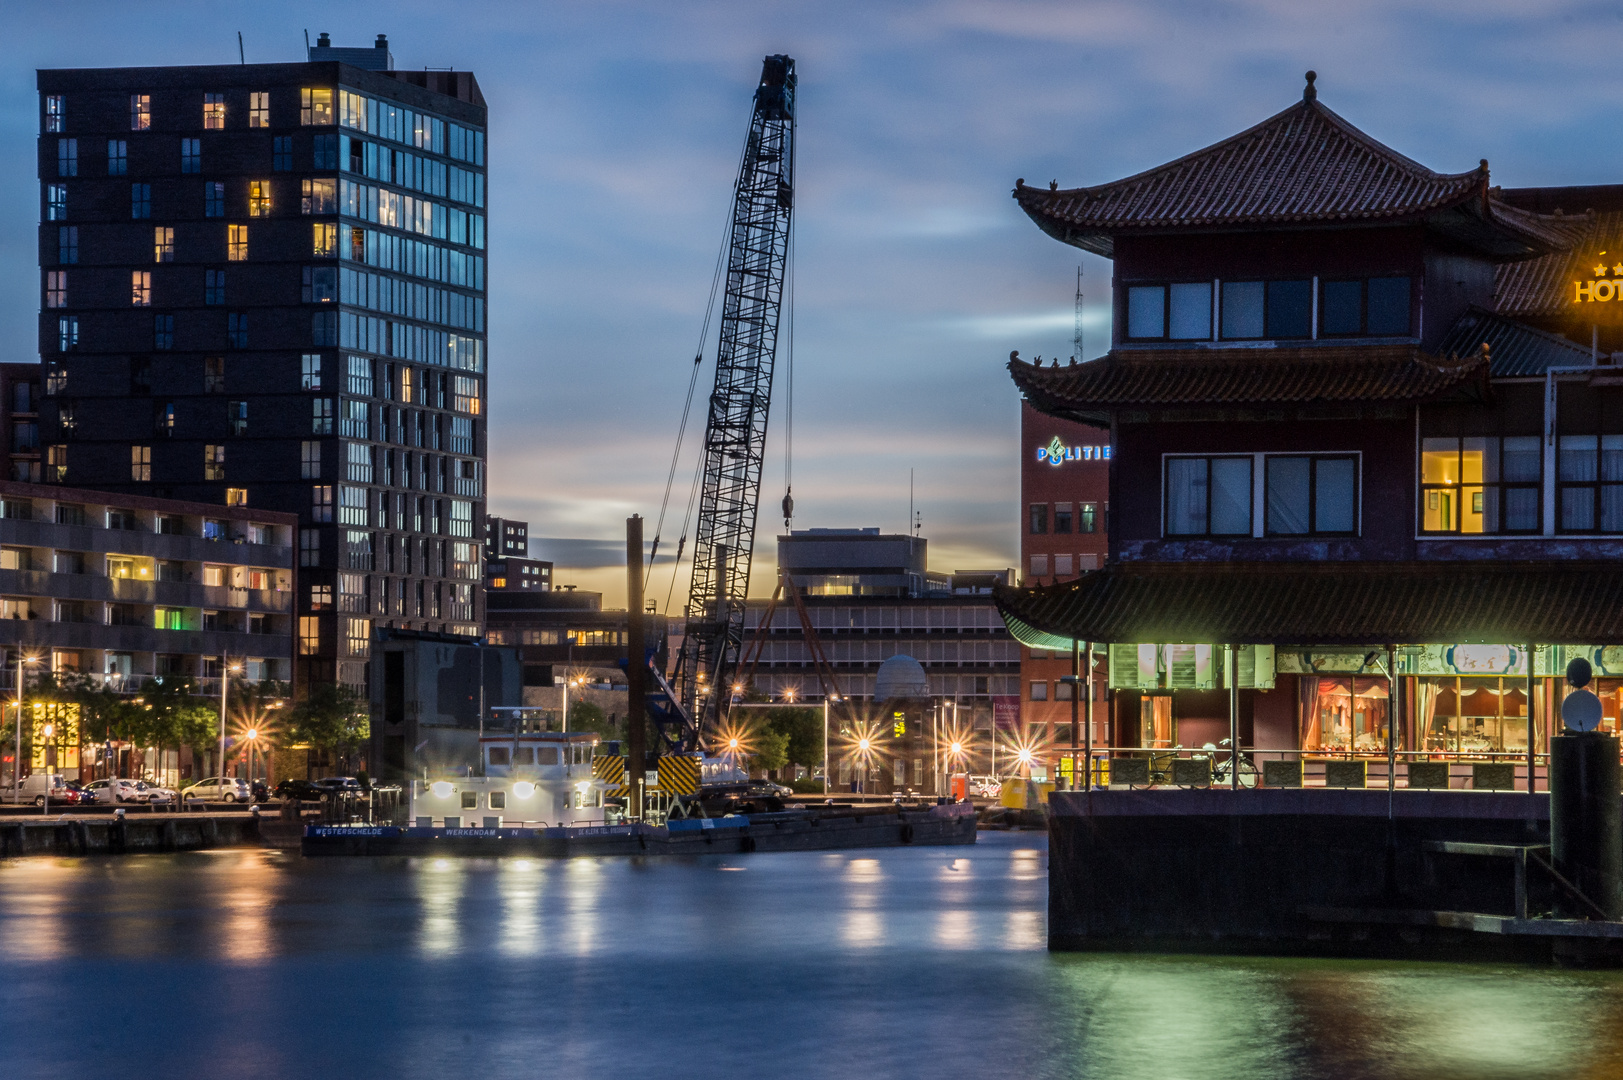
[1205,739,1260,788]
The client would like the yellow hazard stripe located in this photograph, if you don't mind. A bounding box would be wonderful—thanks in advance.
[593,756,627,794]
[658,755,700,795]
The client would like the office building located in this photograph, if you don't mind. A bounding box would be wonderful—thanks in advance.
[36,34,489,693]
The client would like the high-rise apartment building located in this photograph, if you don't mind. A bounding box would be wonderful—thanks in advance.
[36,36,489,690]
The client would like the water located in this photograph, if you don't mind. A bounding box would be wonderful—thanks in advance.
[3,833,1623,1079]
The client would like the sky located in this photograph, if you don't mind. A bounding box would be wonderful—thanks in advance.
[2,1,1621,608]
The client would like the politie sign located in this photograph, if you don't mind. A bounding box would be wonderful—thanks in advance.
[1037,435,1111,465]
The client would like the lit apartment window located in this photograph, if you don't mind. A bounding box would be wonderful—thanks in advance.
[299,616,321,655]
[130,445,151,482]
[45,271,66,309]
[47,184,66,221]
[311,485,334,522]
[227,312,248,348]
[248,181,272,217]
[131,271,151,307]
[312,399,334,435]
[228,400,247,436]
[131,183,151,219]
[347,355,374,396]
[313,223,337,258]
[301,440,322,479]
[204,356,225,393]
[301,88,334,126]
[452,376,481,415]
[154,227,174,263]
[153,315,174,350]
[47,445,66,482]
[205,182,225,218]
[302,178,335,214]
[107,139,127,175]
[153,401,174,436]
[203,92,225,129]
[400,367,416,404]
[225,488,247,507]
[44,95,63,133]
[273,136,292,172]
[309,584,332,610]
[57,138,77,177]
[249,92,270,128]
[227,224,248,260]
[205,269,225,305]
[181,138,201,174]
[301,354,322,390]
[57,318,77,353]
[129,94,150,131]
[204,444,225,481]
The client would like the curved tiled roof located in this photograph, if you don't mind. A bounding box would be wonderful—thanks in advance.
[1435,307,1592,377]
[1009,346,1488,423]
[1495,210,1623,318]
[1017,89,1566,258]
[995,561,1623,648]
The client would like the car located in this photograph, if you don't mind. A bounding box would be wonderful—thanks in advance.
[135,781,179,805]
[250,780,269,803]
[62,780,97,805]
[84,778,148,804]
[181,777,252,803]
[312,776,363,795]
[701,779,794,800]
[273,778,326,802]
[1,773,76,806]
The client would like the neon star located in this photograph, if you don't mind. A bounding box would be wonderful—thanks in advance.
[1596,264,1609,277]
[1611,263,1622,276]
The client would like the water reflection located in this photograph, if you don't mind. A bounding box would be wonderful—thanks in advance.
[3,835,1623,1079]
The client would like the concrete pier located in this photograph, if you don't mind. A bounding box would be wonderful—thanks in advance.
[0,813,266,857]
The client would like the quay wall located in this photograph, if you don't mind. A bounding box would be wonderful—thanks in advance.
[0,814,263,858]
[1049,788,1553,960]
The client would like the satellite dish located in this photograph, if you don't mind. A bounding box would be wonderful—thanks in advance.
[1562,688,1603,733]
[1568,656,1594,689]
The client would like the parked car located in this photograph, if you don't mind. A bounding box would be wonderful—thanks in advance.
[0,773,75,806]
[135,781,179,805]
[63,780,98,805]
[84,778,147,804]
[701,779,795,800]
[312,776,363,795]
[272,778,325,802]
[181,777,252,803]
[250,780,269,803]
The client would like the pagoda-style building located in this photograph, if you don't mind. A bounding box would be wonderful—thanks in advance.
[998,72,1623,785]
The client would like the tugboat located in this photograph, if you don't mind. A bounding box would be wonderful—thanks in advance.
[408,731,614,829]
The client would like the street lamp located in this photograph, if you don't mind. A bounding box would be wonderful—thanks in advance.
[12,653,38,794]
[244,727,259,791]
[40,722,53,815]
[219,659,243,791]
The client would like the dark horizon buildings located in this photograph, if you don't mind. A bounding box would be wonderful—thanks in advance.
[34,34,489,691]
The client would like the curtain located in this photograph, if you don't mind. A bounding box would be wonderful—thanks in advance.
[1166,459,1205,535]
[1413,680,1440,753]
[1300,676,1321,749]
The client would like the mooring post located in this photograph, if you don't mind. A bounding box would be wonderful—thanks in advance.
[1550,657,1623,920]
[626,515,647,822]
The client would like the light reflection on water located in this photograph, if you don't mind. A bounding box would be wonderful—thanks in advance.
[2,833,1623,1079]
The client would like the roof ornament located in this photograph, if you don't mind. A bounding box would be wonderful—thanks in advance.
[1303,70,1317,101]
[1049,180,1059,191]
[1010,350,1021,364]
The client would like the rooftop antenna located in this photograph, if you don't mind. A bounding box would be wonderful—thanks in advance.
[237,31,245,65]
[909,469,915,536]
[303,29,310,55]
[1073,265,1084,361]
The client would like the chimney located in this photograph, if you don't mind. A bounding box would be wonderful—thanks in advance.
[317,32,331,47]
[376,34,389,50]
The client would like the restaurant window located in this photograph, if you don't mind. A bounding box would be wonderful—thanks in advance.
[1264,454,1358,536]
[1558,435,1623,533]
[1321,277,1412,337]
[1302,677,1391,754]
[1419,677,1528,754]
[1139,695,1174,749]
[1028,504,1047,534]
[1164,456,1252,536]
[1125,282,1211,341]
[1421,436,1541,534]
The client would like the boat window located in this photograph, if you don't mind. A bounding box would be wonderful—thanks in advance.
[489,791,505,809]
[536,746,559,765]
[512,747,534,765]
[488,746,509,767]
[461,792,477,809]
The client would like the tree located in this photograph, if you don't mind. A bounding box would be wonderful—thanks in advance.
[139,676,221,774]
[748,725,790,774]
[767,707,824,772]
[286,682,370,768]
[568,699,616,739]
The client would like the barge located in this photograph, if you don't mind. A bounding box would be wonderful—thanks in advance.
[302,799,978,856]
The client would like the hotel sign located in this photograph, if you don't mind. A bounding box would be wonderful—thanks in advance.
[1571,256,1623,321]
[1037,436,1111,466]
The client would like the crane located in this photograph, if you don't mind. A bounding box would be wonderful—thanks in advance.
[648,55,796,752]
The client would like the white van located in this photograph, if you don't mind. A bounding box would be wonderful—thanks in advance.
[0,773,69,806]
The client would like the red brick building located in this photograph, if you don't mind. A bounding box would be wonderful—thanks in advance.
[1019,401,1108,742]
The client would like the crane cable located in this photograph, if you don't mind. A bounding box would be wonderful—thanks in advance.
[781,108,796,531]
[651,110,754,611]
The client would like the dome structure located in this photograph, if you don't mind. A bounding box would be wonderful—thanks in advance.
[875,654,929,701]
